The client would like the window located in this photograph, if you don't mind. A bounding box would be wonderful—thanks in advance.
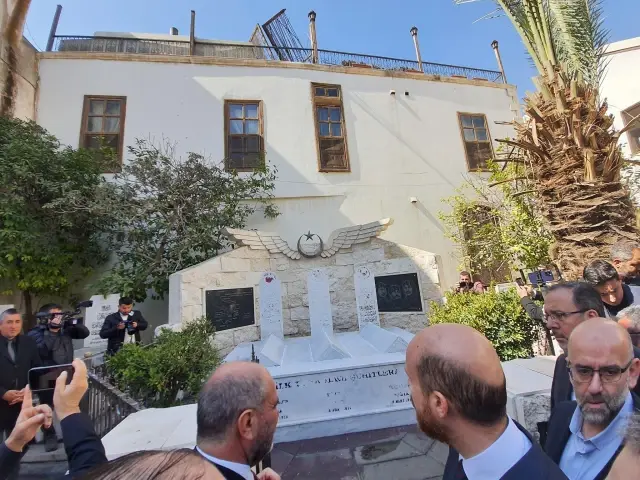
[313,84,349,172]
[80,96,126,167]
[622,102,640,155]
[458,113,494,171]
[224,101,264,171]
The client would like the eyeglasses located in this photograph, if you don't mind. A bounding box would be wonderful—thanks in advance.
[543,309,587,323]
[567,359,633,384]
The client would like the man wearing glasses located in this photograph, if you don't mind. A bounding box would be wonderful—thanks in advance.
[544,318,640,480]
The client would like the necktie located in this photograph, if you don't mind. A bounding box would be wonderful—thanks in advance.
[457,459,468,480]
[7,340,16,363]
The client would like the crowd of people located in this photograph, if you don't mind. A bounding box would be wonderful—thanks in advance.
[1,243,640,479]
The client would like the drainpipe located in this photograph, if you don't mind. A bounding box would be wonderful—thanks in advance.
[491,40,508,84]
[189,10,196,56]
[410,27,423,73]
[45,4,62,52]
[308,11,318,64]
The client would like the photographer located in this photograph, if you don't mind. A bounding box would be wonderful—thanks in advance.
[454,271,474,293]
[28,304,89,451]
[99,297,148,356]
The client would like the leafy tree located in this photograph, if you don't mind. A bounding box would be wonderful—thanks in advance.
[0,117,114,324]
[457,0,639,279]
[439,159,551,281]
[429,290,542,361]
[95,139,279,301]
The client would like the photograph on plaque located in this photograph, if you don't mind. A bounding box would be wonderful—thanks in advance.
[205,288,255,332]
[374,273,423,312]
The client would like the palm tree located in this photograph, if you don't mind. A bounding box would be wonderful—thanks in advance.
[460,0,640,279]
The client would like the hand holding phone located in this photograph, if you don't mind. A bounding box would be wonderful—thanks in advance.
[54,358,88,421]
[29,364,74,393]
[5,386,52,452]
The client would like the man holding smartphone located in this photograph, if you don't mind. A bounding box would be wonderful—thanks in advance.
[0,309,41,479]
[27,303,90,451]
[99,297,148,355]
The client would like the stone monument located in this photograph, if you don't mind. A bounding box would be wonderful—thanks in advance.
[83,294,120,351]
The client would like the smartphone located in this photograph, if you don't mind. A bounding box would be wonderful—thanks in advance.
[28,364,74,393]
[515,278,524,287]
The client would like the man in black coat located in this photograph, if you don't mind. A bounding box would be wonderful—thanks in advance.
[99,297,148,355]
[195,361,281,480]
[405,324,567,480]
[0,308,42,479]
[544,318,640,480]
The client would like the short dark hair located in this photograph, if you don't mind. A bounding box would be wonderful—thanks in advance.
[583,260,620,287]
[460,271,471,278]
[0,308,19,323]
[197,374,266,443]
[545,281,606,317]
[416,354,506,426]
[38,303,62,314]
[119,297,133,306]
[80,449,209,479]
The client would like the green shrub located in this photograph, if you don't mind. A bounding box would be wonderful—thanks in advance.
[429,289,540,361]
[106,317,220,407]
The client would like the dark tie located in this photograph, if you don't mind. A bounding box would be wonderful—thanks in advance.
[456,459,468,480]
[7,340,16,363]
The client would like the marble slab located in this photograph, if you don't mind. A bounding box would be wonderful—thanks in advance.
[258,334,285,366]
[259,272,284,340]
[311,331,350,362]
[354,265,381,328]
[359,323,408,353]
[308,269,334,338]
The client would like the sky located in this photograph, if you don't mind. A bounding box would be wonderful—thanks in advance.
[24,0,640,98]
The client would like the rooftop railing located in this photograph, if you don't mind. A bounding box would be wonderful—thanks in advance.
[51,35,504,83]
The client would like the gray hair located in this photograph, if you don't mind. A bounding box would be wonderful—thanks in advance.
[611,240,640,262]
[0,308,19,324]
[617,305,640,330]
[625,412,640,454]
[196,373,266,444]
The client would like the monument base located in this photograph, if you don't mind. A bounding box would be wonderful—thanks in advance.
[224,328,416,442]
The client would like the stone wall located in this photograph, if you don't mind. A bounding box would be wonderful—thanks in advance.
[170,239,442,355]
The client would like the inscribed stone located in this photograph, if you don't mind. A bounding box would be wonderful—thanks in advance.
[308,268,333,338]
[354,266,381,329]
[259,272,284,340]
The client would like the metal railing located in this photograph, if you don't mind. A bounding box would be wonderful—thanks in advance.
[50,35,504,83]
[81,371,142,438]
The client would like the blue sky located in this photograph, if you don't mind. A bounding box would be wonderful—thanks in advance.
[25,0,640,97]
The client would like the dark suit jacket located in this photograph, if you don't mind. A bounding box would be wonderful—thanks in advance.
[0,334,41,426]
[99,311,148,354]
[543,394,640,480]
[550,347,640,411]
[0,412,106,479]
[443,419,568,480]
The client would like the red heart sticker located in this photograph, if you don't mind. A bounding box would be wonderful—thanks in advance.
[265,276,273,283]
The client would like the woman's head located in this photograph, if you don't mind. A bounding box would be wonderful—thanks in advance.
[79,449,224,480]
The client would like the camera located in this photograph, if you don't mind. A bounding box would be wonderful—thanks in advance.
[122,316,137,336]
[35,300,93,331]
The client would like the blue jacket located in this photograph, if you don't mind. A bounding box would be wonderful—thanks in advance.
[443,419,568,480]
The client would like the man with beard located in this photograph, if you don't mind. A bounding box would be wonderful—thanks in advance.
[610,240,640,286]
[195,361,280,480]
[544,318,640,480]
[583,260,640,318]
[405,324,567,480]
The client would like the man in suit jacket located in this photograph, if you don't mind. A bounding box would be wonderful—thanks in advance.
[195,361,281,480]
[0,358,108,479]
[606,411,640,479]
[0,310,42,453]
[544,318,640,480]
[99,297,148,355]
[405,324,567,480]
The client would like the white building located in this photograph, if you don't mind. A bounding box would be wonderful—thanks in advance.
[7,28,519,332]
[602,36,640,161]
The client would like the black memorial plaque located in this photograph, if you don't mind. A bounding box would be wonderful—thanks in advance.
[374,273,423,312]
[205,288,255,332]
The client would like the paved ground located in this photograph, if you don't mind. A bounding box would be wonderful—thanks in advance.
[17,425,446,480]
[272,424,446,480]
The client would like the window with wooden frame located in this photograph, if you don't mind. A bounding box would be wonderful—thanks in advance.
[458,113,494,171]
[80,96,126,168]
[312,84,349,172]
[224,101,264,171]
[622,102,640,155]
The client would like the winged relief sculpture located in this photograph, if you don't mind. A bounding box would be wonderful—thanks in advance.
[223,218,393,260]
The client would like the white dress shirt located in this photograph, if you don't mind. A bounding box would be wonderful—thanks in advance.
[459,417,532,480]
[196,446,254,480]
[121,313,136,344]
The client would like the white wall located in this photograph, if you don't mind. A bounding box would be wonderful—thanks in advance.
[602,37,640,160]
[36,58,518,288]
